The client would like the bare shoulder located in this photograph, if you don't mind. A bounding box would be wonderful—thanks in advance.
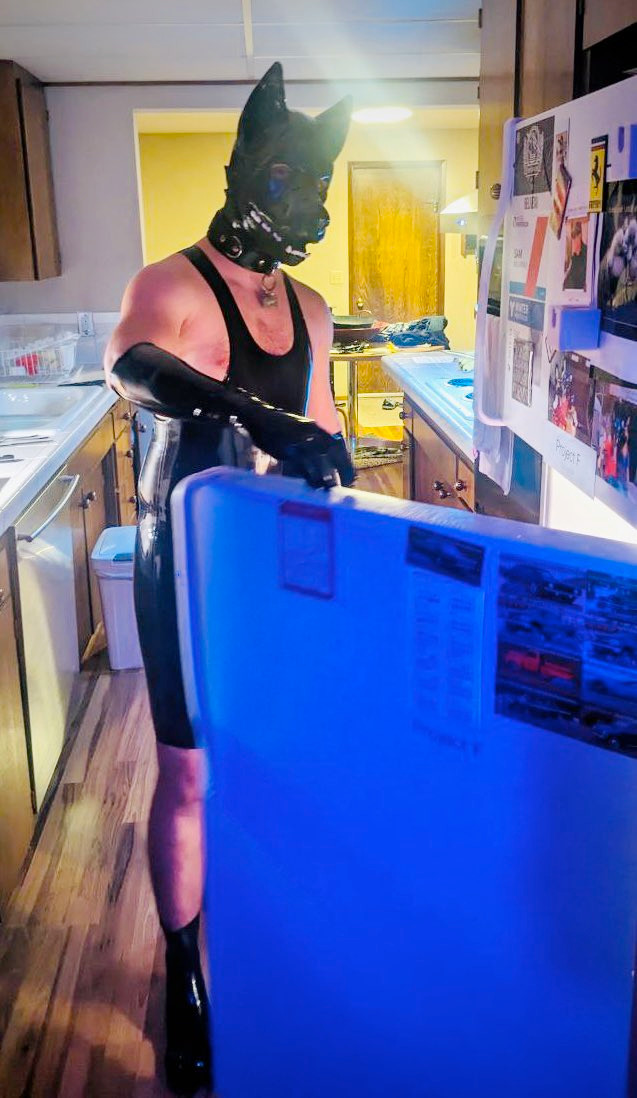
[121,253,194,316]
[106,252,204,366]
[287,276,333,341]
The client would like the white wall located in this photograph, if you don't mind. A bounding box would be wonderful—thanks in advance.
[0,79,476,315]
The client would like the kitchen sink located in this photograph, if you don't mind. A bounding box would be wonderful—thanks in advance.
[0,385,101,434]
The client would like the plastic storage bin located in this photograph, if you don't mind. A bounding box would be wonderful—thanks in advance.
[91,526,142,671]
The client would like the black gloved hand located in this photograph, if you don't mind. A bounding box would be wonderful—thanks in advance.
[244,402,355,488]
[285,428,355,489]
[109,342,355,489]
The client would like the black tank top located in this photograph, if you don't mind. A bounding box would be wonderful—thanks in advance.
[181,244,312,415]
[137,245,313,521]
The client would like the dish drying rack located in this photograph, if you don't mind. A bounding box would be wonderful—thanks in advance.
[0,333,80,384]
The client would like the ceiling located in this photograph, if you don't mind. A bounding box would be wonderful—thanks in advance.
[0,0,481,84]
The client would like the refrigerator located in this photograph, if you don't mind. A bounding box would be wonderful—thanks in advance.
[172,466,637,1098]
[475,75,637,545]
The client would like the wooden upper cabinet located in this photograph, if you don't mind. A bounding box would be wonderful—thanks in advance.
[478,0,581,228]
[477,0,518,230]
[0,61,60,281]
[583,0,637,49]
[518,0,578,118]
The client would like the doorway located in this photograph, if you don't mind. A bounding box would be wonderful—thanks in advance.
[348,160,444,395]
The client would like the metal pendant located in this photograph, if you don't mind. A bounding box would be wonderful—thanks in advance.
[260,273,278,307]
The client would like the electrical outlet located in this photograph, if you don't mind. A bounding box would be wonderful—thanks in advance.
[77,311,95,337]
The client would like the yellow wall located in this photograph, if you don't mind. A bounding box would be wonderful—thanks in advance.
[139,121,478,350]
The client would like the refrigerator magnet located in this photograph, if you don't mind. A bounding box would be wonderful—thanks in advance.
[589,135,608,213]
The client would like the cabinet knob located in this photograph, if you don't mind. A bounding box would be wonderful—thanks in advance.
[128,495,138,505]
[82,489,97,508]
[356,297,365,311]
[137,422,147,433]
[122,411,132,422]
[490,182,501,200]
[436,487,450,500]
[125,448,134,460]
[432,480,444,491]
[454,479,468,492]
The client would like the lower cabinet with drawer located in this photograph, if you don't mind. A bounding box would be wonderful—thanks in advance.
[67,399,139,660]
[113,403,138,527]
[403,398,476,511]
[0,533,35,914]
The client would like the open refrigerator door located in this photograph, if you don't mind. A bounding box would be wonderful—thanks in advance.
[173,468,637,1098]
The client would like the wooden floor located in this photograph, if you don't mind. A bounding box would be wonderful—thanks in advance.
[353,458,403,498]
[0,461,403,1097]
[0,669,174,1098]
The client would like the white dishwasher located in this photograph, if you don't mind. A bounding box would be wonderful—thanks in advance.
[15,469,80,809]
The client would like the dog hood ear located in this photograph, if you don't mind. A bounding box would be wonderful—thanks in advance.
[315,96,352,160]
[238,62,288,146]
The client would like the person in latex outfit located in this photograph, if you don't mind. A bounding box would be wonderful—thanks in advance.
[103,63,353,1095]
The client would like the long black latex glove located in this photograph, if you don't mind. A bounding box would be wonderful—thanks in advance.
[110,342,355,488]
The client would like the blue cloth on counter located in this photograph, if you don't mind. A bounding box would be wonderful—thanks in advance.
[381,316,449,349]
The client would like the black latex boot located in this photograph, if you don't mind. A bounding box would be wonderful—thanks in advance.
[163,914,212,1095]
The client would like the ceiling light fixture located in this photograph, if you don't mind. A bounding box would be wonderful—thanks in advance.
[352,107,413,124]
[441,189,478,216]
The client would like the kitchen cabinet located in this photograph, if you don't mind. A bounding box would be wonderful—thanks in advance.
[477,0,518,232]
[24,398,140,661]
[477,0,579,225]
[66,400,138,660]
[518,0,579,119]
[583,1,637,49]
[112,401,138,526]
[403,397,475,512]
[0,61,60,281]
[67,416,114,658]
[0,534,35,915]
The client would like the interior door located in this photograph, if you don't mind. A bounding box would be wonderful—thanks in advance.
[349,161,442,393]
[349,161,442,322]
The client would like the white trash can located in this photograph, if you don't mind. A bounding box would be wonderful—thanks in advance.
[91,526,143,670]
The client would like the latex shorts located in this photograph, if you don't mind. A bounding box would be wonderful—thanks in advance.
[135,415,254,749]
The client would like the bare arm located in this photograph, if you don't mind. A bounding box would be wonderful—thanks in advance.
[103,264,354,487]
[300,289,341,435]
[104,263,187,381]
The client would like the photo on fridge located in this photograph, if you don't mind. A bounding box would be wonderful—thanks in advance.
[548,352,595,445]
[549,131,571,239]
[511,337,534,405]
[563,215,589,290]
[593,380,637,504]
[598,180,637,341]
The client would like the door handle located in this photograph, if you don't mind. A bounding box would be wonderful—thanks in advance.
[17,475,80,542]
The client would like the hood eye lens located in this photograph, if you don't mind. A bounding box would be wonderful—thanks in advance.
[270,163,291,182]
[268,163,292,202]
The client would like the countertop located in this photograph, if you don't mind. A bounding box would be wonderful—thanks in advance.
[381,351,475,461]
[0,381,117,539]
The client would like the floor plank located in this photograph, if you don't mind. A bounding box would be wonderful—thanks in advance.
[0,670,178,1098]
